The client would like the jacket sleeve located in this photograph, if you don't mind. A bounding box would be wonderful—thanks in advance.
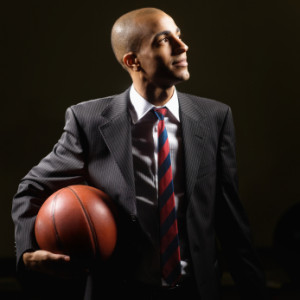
[215,107,269,299]
[11,106,87,271]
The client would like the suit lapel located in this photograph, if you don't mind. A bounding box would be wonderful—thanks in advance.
[178,92,208,201]
[98,89,136,213]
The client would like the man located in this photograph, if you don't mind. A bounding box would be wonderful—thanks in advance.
[12,7,268,300]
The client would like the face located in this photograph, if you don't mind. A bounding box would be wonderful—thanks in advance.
[135,13,190,88]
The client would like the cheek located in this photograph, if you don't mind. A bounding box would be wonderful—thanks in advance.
[141,57,160,74]
[139,51,171,76]
[152,55,171,71]
[139,53,154,70]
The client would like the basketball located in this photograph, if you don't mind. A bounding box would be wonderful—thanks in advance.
[34,185,117,262]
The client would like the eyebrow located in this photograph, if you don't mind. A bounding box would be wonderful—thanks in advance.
[154,27,181,41]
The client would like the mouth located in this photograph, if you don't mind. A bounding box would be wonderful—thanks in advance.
[172,58,188,67]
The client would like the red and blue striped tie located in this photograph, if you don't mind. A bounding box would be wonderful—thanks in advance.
[153,108,181,286]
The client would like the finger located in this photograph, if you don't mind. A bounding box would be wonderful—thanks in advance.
[48,253,71,262]
[36,250,70,262]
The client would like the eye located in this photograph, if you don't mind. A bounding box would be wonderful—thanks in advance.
[160,37,169,43]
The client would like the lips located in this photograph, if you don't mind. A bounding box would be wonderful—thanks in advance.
[172,58,188,67]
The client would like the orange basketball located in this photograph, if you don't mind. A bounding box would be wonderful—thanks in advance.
[34,185,117,262]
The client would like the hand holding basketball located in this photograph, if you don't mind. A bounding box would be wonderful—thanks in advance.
[34,185,117,264]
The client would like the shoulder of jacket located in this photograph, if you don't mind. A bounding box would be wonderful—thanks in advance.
[69,95,116,113]
[178,91,229,109]
[67,88,129,115]
[177,91,231,119]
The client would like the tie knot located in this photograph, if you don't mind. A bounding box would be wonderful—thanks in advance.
[153,107,167,120]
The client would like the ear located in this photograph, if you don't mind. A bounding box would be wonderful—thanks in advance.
[122,52,141,71]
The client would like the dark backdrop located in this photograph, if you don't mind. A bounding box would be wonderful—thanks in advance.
[2,0,299,262]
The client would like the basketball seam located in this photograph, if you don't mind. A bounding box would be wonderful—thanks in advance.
[67,186,99,256]
[51,191,64,252]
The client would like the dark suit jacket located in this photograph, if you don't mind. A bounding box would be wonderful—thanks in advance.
[12,88,267,299]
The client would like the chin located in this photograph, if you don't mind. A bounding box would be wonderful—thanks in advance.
[182,72,190,81]
[177,70,190,82]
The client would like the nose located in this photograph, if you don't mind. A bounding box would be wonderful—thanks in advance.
[172,36,188,55]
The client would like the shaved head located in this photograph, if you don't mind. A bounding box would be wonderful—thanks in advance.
[111,7,166,67]
[111,7,189,97]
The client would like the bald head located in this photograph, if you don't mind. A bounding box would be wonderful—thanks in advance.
[111,8,166,67]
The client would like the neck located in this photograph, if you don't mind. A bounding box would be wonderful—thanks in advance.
[133,82,175,106]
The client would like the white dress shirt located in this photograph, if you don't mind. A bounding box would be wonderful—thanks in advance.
[129,85,188,285]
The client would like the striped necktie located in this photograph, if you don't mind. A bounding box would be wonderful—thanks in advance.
[153,108,181,286]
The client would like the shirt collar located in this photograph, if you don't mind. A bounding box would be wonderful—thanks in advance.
[129,84,180,124]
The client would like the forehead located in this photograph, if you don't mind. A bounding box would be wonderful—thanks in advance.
[137,13,179,39]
